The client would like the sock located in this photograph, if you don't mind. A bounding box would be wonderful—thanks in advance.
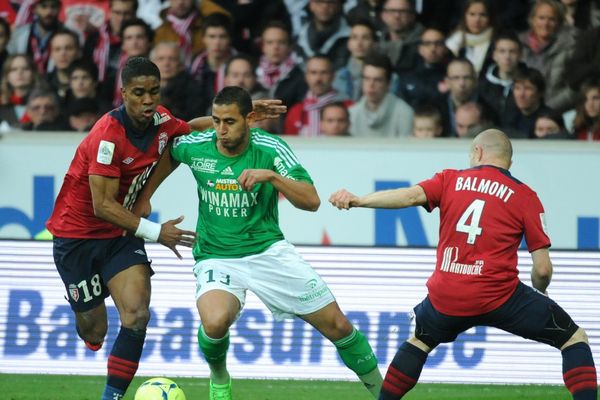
[379,342,427,400]
[562,342,597,400]
[101,327,146,400]
[333,328,382,398]
[198,325,230,385]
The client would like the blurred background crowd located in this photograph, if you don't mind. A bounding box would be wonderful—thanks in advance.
[0,0,599,140]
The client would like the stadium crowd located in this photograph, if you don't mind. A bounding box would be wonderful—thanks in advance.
[0,0,599,140]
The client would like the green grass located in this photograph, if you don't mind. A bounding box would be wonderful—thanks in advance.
[0,374,575,400]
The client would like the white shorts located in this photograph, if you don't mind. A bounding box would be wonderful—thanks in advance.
[193,240,335,321]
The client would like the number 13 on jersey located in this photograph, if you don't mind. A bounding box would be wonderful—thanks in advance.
[456,199,486,245]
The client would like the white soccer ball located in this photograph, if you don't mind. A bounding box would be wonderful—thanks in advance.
[134,377,187,400]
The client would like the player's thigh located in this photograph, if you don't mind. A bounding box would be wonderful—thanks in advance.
[485,282,579,349]
[107,263,152,315]
[247,240,335,321]
[193,258,248,324]
[76,302,108,333]
[413,296,476,348]
[53,237,111,312]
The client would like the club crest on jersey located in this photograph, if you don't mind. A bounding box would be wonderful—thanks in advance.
[153,112,171,125]
[158,132,168,154]
[68,284,79,302]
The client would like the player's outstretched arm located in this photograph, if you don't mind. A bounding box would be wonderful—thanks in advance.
[530,247,553,294]
[237,169,320,211]
[186,100,287,131]
[329,185,428,210]
[89,174,195,259]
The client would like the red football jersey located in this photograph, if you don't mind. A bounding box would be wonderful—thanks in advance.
[419,165,551,316]
[47,106,190,239]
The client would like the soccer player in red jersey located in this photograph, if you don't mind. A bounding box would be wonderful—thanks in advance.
[46,57,286,400]
[329,129,597,400]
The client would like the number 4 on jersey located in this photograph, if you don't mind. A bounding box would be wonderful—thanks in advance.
[456,199,486,244]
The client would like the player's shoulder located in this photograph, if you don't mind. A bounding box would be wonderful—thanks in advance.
[173,129,215,148]
[250,128,290,149]
[86,109,125,141]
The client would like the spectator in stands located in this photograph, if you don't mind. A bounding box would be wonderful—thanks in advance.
[502,66,553,138]
[349,52,413,137]
[0,54,46,128]
[190,13,236,114]
[566,26,600,94]
[520,0,577,112]
[347,0,385,37]
[62,60,111,115]
[66,97,101,132]
[572,79,600,141]
[22,88,68,131]
[47,28,81,99]
[437,58,486,136]
[319,101,351,136]
[0,17,10,76]
[8,0,63,74]
[396,26,449,108]
[149,41,205,121]
[533,110,572,139]
[560,0,600,30]
[154,0,228,65]
[295,0,350,70]
[455,101,490,138]
[256,21,307,108]
[224,54,268,100]
[479,31,524,121]
[111,18,154,107]
[412,104,443,138]
[214,0,291,55]
[333,19,379,101]
[83,0,137,96]
[445,0,497,78]
[284,55,351,136]
[378,0,423,71]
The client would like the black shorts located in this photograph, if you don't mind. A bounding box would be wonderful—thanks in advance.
[53,235,153,312]
[414,281,579,349]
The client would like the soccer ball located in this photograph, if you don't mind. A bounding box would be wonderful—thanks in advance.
[134,377,186,400]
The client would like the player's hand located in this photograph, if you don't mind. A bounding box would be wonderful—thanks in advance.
[329,189,358,210]
[131,198,152,218]
[237,169,274,191]
[252,99,287,121]
[158,216,196,259]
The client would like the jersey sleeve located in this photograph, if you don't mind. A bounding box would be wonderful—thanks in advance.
[171,134,190,163]
[86,119,123,178]
[522,192,552,252]
[418,170,446,212]
[165,112,191,139]
[270,136,313,184]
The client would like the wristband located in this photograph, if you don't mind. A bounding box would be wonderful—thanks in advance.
[135,218,162,242]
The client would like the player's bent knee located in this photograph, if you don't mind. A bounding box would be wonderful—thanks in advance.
[201,314,233,338]
[120,307,151,330]
[561,327,589,350]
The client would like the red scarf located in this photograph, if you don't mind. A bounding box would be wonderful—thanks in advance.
[10,93,26,106]
[527,31,551,54]
[166,11,197,65]
[258,54,296,89]
[93,22,120,82]
[29,31,50,74]
[190,49,236,94]
[299,91,338,137]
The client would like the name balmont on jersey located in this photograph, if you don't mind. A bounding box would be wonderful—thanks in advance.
[455,176,515,203]
[200,178,258,218]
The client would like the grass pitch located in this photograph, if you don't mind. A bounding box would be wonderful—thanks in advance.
[0,374,574,399]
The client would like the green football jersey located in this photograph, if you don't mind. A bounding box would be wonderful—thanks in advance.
[171,128,314,261]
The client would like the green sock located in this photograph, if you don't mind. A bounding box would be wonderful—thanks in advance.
[198,325,230,384]
[333,328,382,399]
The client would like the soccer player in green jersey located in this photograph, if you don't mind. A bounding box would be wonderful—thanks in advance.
[134,86,383,400]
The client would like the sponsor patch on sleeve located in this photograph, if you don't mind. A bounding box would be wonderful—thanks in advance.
[97,140,115,165]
